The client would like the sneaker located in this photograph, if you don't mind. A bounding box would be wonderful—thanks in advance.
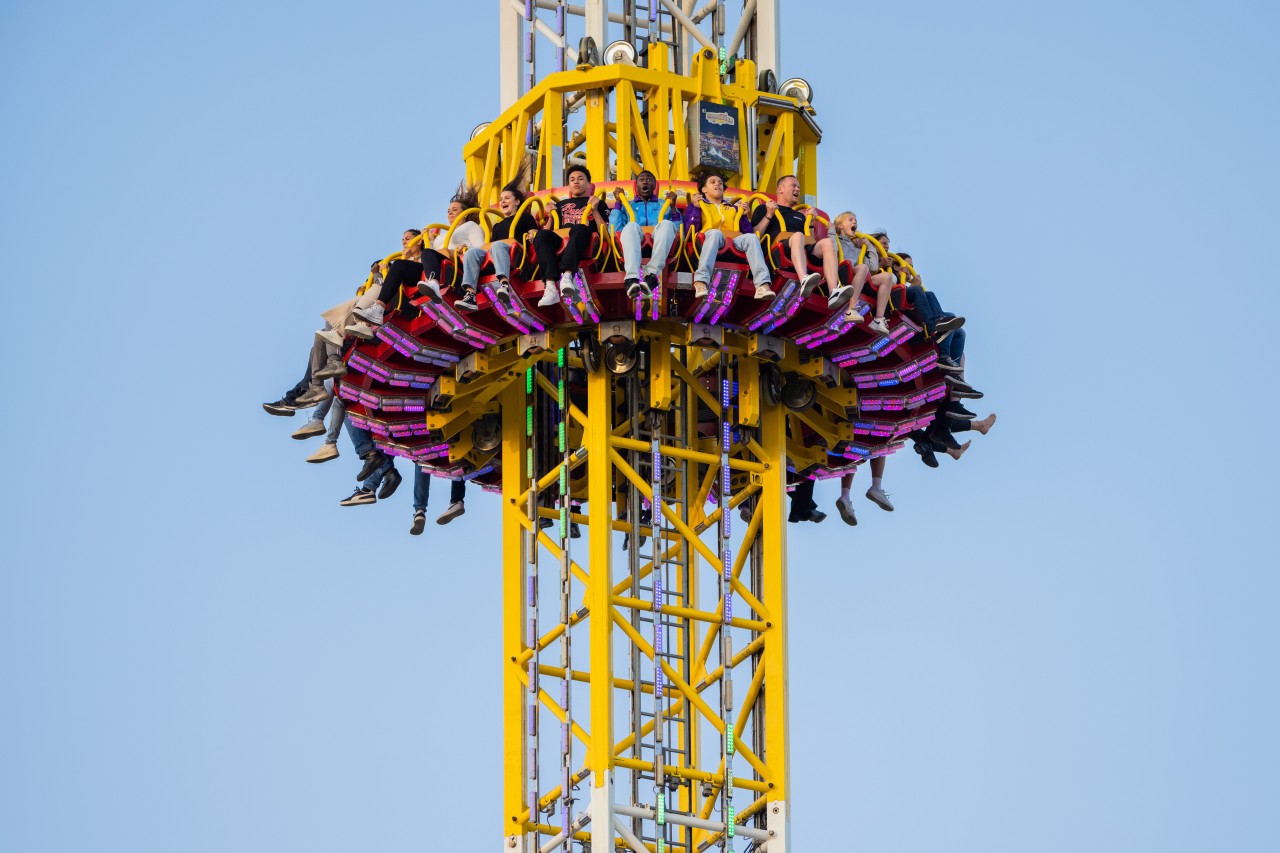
[345,321,376,340]
[944,375,984,399]
[294,385,329,408]
[694,280,709,298]
[537,282,561,307]
[570,522,581,539]
[936,356,964,374]
[410,509,426,535]
[643,273,659,299]
[928,427,961,451]
[827,285,854,310]
[949,386,984,400]
[754,282,776,299]
[914,439,939,468]
[455,291,479,311]
[538,516,554,529]
[946,402,977,419]
[843,304,865,323]
[495,279,512,306]
[307,442,339,463]
[353,302,385,325]
[807,509,827,523]
[292,419,327,440]
[340,488,376,506]
[799,272,822,298]
[625,278,642,299]
[868,317,890,335]
[559,272,578,302]
[356,451,386,482]
[865,487,894,511]
[314,355,347,380]
[315,327,344,348]
[377,467,402,500]
[946,440,972,461]
[262,398,297,416]
[835,496,858,526]
[738,502,752,523]
[417,276,444,302]
[437,500,466,525]
[934,315,965,336]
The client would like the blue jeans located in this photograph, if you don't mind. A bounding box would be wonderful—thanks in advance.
[905,285,944,332]
[345,422,393,491]
[413,469,467,511]
[696,229,771,287]
[940,327,965,363]
[461,241,514,290]
[307,379,346,444]
[617,220,679,281]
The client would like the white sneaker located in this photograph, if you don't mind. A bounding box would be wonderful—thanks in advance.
[315,327,344,347]
[865,487,894,511]
[754,282,776,299]
[559,272,578,302]
[346,321,376,340]
[835,496,858,526]
[307,442,340,463]
[827,285,854,310]
[694,280,709,298]
[843,305,865,323]
[420,277,444,302]
[799,272,822,298]
[537,282,560,307]
[353,302,385,325]
[868,317,890,335]
[292,419,327,440]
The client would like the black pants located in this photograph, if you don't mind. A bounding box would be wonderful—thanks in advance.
[789,478,817,519]
[531,225,594,280]
[377,258,425,305]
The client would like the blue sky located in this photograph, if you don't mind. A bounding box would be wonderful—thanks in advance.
[2,1,1277,851]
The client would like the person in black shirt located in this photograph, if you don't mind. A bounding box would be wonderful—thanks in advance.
[447,173,539,310]
[530,164,608,307]
[749,175,847,307]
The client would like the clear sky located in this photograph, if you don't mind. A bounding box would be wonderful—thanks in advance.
[2,1,1277,851]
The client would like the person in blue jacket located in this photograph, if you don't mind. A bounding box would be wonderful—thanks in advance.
[609,169,683,300]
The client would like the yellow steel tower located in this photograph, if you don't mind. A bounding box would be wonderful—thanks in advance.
[463,3,826,850]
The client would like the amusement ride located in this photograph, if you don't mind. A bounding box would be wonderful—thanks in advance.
[279,1,989,850]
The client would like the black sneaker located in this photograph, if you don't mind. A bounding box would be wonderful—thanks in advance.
[538,516,553,529]
[570,522,581,539]
[340,488,376,506]
[936,356,964,374]
[455,290,479,311]
[807,509,827,523]
[946,402,977,419]
[944,375,977,393]
[377,467,402,500]
[262,398,297,416]
[625,278,642,299]
[914,440,939,468]
[643,273,659,298]
[947,382,985,400]
[356,451,386,482]
[410,510,426,535]
[934,315,965,337]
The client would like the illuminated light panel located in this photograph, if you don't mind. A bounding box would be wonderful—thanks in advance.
[692,270,721,323]
[335,381,428,413]
[708,271,740,324]
[851,351,939,389]
[346,352,437,389]
[481,283,531,334]
[858,381,948,413]
[373,324,461,367]
[416,299,498,350]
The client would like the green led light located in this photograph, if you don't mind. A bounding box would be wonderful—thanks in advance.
[560,506,568,538]
[558,379,566,409]
[560,467,568,492]
[557,347,565,367]
[526,448,533,478]
[525,367,533,394]
[656,792,665,825]
[656,841,664,853]
[526,407,533,436]
[727,806,735,837]
[726,722,735,755]
[559,421,566,452]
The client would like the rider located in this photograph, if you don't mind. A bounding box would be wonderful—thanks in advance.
[609,169,683,301]
[683,171,775,300]
[530,164,609,307]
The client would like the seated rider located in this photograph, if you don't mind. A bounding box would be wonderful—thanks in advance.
[683,172,774,300]
[409,183,486,308]
[609,169,683,301]
[749,175,850,309]
[831,212,897,329]
[894,252,964,370]
[530,164,609,307]
[442,172,539,311]
[350,229,424,330]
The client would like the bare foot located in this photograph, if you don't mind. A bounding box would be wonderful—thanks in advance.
[947,440,972,460]
[974,413,998,435]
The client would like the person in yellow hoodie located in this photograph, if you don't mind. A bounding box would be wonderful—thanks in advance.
[683,172,775,300]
